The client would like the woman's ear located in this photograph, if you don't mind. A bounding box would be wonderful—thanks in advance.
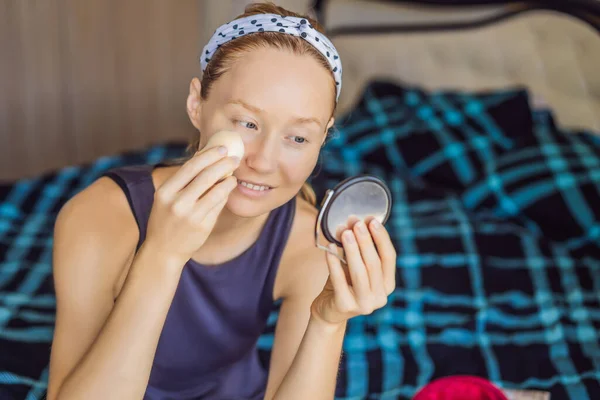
[186,77,203,130]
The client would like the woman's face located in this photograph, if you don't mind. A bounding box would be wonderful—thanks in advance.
[190,47,336,217]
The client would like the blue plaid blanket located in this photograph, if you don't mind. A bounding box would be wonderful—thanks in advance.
[1,80,600,400]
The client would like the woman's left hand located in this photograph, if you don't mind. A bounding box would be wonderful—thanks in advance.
[311,217,397,326]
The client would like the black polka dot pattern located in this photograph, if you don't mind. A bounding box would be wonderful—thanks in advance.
[200,13,343,100]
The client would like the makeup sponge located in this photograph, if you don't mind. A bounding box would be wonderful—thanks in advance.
[203,130,245,159]
[201,130,245,177]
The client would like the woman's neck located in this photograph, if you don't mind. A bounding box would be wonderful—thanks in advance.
[190,204,270,265]
[212,205,265,238]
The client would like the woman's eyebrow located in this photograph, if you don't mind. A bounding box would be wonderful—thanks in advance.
[227,99,263,114]
[292,116,321,127]
[227,99,321,127]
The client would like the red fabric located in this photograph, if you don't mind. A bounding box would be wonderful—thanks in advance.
[413,376,508,400]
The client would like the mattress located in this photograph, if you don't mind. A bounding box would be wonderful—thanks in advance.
[324,1,600,133]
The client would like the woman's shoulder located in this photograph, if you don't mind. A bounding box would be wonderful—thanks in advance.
[275,196,330,300]
[56,175,139,241]
[295,194,317,218]
[287,195,319,251]
[53,175,140,297]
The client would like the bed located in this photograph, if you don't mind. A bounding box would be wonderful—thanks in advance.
[1,1,600,399]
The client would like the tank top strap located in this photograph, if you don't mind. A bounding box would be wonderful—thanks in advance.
[102,164,156,252]
[258,195,296,316]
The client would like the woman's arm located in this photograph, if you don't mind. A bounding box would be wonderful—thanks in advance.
[264,218,397,400]
[263,249,347,400]
[49,148,239,399]
[47,178,188,400]
[56,244,185,400]
[263,292,347,400]
[278,314,347,398]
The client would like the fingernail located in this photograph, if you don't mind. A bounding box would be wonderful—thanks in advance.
[343,230,355,243]
[231,156,241,164]
[218,146,228,155]
[371,219,381,230]
[356,221,367,234]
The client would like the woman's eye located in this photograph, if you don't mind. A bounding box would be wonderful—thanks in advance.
[240,121,257,130]
[292,136,307,144]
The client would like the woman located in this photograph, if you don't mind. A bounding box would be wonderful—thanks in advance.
[47,2,397,399]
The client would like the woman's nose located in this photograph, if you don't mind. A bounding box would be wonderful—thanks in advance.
[244,135,278,174]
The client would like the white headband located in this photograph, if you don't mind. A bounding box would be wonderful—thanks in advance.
[201,13,343,101]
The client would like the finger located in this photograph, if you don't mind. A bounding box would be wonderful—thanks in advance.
[346,214,361,228]
[363,215,377,228]
[353,220,385,294]
[368,219,397,294]
[326,243,355,308]
[158,146,229,195]
[342,229,370,300]
[335,224,346,242]
[335,215,361,242]
[192,192,229,230]
[192,175,238,220]
[327,243,352,283]
[176,156,240,207]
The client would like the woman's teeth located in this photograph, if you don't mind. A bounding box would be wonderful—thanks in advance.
[239,181,270,191]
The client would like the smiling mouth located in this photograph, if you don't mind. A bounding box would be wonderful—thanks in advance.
[237,180,272,192]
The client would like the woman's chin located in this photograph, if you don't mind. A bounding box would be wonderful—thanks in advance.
[224,189,270,218]
[224,186,291,218]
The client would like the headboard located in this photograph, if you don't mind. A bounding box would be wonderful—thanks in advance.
[316,0,600,133]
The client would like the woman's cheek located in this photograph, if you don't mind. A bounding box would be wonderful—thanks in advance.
[287,148,320,179]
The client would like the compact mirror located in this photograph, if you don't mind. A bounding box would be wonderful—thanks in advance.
[315,175,392,264]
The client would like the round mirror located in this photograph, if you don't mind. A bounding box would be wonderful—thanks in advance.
[315,175,392,263]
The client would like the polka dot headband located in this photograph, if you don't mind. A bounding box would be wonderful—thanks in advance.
[201,13,343,101]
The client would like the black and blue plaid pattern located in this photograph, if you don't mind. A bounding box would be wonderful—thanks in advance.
[322,81,533,191]
[462,109,600,253]
[1,80,600,400]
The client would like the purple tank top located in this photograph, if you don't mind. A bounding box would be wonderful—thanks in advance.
[103,164,296,399]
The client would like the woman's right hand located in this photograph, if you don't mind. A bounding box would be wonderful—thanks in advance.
[143,146,240,264]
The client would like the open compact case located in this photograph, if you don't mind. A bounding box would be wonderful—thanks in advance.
[314,174,393,264]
